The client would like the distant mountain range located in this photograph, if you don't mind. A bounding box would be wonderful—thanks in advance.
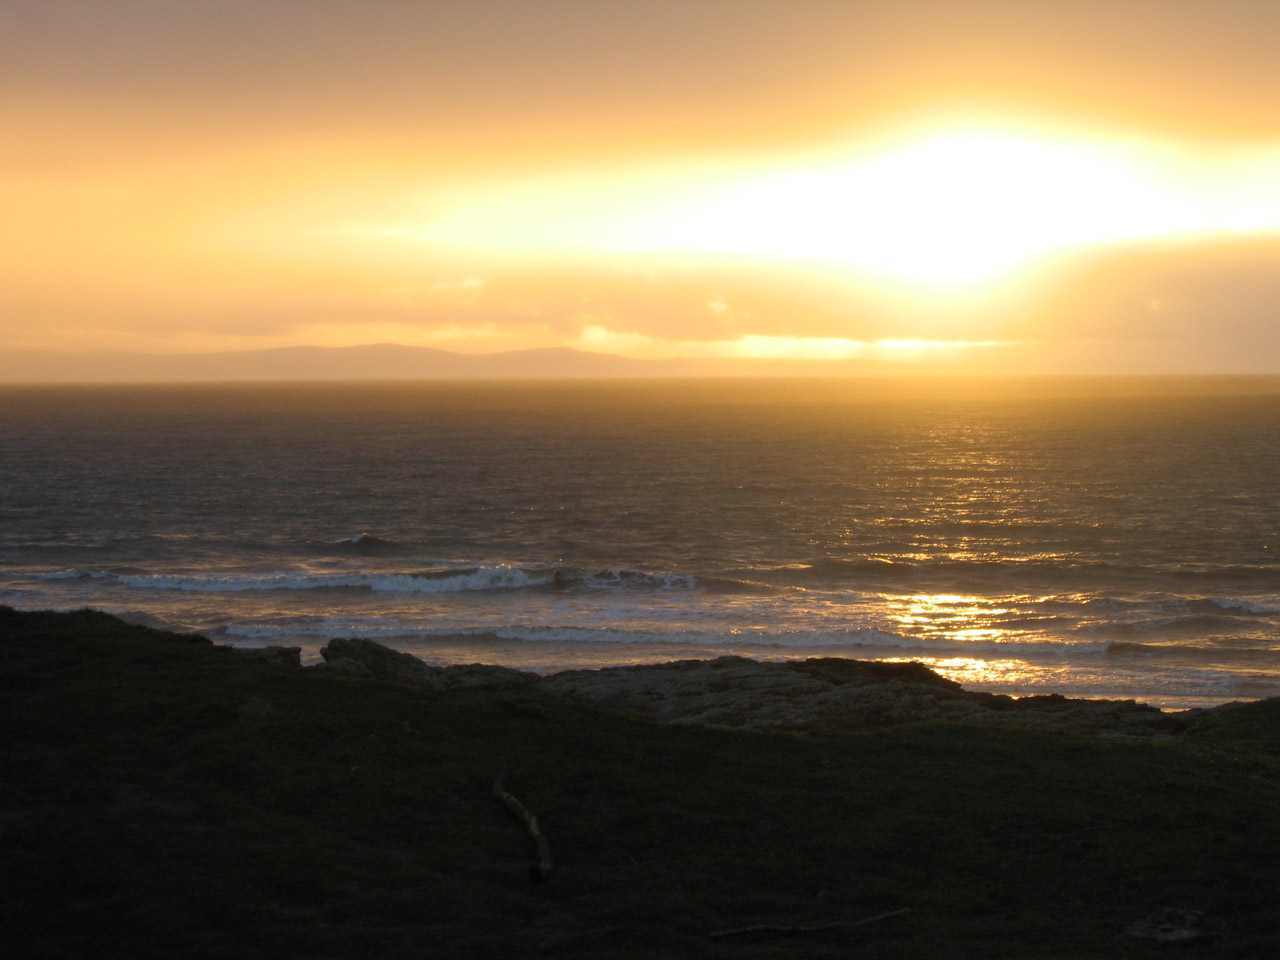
[0,343,878,383]
[4,342,1272,382]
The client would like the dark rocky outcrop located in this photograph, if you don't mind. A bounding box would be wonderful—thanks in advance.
[439,662,541,691]
[314,637,537,692]
[317,636,445,687]
[309,637,1200,737]
[232,645,302,667]
[542,655,1199,737]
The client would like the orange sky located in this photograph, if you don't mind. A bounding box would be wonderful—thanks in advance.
[5,0,1280,373]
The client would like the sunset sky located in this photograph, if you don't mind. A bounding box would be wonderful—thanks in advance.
[5,0,1280,373]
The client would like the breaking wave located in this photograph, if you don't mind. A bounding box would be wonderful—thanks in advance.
[37,564,715,596]
[221,616,1115,660]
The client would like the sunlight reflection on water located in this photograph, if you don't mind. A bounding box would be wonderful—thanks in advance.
[888,593,1014,641]
[890,656,1032,690]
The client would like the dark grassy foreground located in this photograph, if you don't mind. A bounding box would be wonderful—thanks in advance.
[2,608,1278,959]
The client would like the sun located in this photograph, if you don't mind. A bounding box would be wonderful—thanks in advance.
[605,128,1192,290]
[353,120,1280,295]
[786,131,1179,286]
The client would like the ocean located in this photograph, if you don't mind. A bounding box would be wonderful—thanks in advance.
[2,377,1278,710]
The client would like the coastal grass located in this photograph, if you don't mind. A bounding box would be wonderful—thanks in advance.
[2,606,1278,959]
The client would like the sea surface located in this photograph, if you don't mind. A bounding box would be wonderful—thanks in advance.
[3,377,1279,710]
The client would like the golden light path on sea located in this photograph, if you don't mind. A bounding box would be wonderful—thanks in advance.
[886,657,1032,690]
[884,594,1039,691]
[888,593,1008,642]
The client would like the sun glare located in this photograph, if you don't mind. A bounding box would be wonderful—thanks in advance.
[737,133,1183,285]
[566,323,1011,362]
[601,131,1163,288]
[355,121,1280,296]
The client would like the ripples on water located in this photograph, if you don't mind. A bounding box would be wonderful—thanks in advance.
[2,377,1278,708]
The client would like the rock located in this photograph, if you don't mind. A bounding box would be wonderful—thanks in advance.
[788,657,962,691]
[304,639,1199,737]
[544,656,911,729]
[318,638,443,689]
[544,656,817,725]
[313,640,540,692]
[440,663,540,691]
[233,645,301,667]
[542,655,1200,737]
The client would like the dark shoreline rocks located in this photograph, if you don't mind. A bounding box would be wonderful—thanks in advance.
[543,655,1199,738]
[313,636,540,691]
[310,637,1204,738]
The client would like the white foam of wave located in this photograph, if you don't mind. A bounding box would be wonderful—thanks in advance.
[39,568,112,581]
[582,569,699,591]
[223,619,423,640]
[477,625,914,648]
[216,615,1118,658]
[40,564,705,596]
[1208,597,1280,614]
[110,566,556,594]
[449,624,1115,658]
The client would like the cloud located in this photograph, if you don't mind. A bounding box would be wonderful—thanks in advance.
[8,1,1280,369]
[1016,236,1280,345]
[9,229,1280,367]
[430,277,486,292]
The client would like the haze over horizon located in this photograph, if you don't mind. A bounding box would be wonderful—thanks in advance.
[6,0,1280,378]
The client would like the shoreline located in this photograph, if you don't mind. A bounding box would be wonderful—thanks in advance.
[10,602,1239,732]
[308,634,1212,740]
[8,583,1267,711]
[8,600,1258,718]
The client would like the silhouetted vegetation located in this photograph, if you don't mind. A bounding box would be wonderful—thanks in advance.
[2,607,1277,958]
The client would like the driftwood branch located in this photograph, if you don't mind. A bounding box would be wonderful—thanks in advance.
[492,772,553,880]
[709,907,911,942]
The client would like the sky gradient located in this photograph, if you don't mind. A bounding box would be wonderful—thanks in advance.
[5,0,1280,374]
